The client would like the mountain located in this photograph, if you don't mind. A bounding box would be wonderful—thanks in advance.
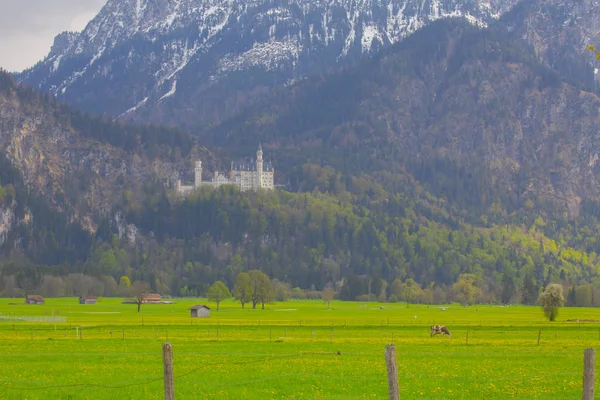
[499,0,600,93]
[16,0,518,128]
[202,18,600,221]
[5,17,600,302]
[0,70,221,262]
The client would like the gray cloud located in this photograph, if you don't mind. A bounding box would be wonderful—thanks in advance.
[0,0,106,72]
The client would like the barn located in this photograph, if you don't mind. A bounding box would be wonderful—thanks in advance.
[142,294,162,304]
[25,295,45,305]
[79,296,97,304]
[189,305,210,318]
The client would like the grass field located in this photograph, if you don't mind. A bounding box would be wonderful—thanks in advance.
[0,298,599,399]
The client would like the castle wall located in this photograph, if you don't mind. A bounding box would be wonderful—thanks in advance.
[178,146,274,195]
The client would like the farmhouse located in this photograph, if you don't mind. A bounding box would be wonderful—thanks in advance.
[142,294,162,304]
[189,305,210,318]
[25,295,45,305]
[79,296,97,304]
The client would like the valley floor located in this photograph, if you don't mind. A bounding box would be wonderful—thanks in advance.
[0,299,597,399]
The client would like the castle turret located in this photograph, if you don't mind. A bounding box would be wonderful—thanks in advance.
[194,160,202,187]
[256,143,263,189]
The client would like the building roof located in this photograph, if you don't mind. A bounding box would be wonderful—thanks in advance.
[27,295,44,301]
[189,305,211,310]
[143,294,161,299]
[231,161,274,172]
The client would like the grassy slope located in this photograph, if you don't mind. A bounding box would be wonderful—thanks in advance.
[0,298,598,399]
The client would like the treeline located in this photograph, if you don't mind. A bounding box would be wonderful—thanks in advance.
[2,180,598,304]
[4,268,600,311]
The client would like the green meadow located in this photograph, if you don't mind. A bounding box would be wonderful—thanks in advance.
[0,298,599,399]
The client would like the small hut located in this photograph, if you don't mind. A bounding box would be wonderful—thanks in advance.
[79,296,97,304]
[189,305,210,318]
[25,295,45,305]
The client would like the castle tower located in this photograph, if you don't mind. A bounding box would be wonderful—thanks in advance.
[256,143,263,189]
[194,160,202,187]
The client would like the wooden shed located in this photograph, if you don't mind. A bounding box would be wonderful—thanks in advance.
[79,296,97,304]
[189,305,210,318]
[25,295,45,305]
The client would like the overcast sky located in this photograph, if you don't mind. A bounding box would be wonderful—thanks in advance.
[0,0,107,72]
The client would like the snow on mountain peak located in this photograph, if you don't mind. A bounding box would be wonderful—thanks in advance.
[19,0,520,121]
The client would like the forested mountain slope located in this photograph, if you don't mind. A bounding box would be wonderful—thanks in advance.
[0,70,219,264]
[205,19,600,220]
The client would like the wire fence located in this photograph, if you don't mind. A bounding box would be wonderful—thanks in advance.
[0,345,593,399]
[0,320,597,399]
[2,322,600,347]
[0,315,66,323]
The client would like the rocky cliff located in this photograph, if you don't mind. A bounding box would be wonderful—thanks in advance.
[0,72,211,235]
[498,0,600,93]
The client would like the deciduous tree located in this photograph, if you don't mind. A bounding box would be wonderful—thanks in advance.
[401,278,421,308]
[130,281,150,313]
[453,274,480,306]
[538,283,564,322]
[207,281,231,311]
[248,270,273,309]
[234,272,251,309]
[322,284,335,309]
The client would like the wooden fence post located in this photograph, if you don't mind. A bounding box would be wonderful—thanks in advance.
[537,329,542,346]
[385,344,400,400]
[583,348,596,400]
[465,330,469,345]
[163,343,174,400]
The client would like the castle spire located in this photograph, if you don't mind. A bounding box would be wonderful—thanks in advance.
[257,142,263,160]
[256,142,263,189]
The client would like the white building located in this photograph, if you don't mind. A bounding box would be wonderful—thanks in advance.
[176,144,274,194]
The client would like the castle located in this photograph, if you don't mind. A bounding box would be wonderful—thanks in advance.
[176,144,274,194]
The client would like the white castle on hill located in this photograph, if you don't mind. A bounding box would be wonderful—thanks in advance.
[176,144,274,194]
